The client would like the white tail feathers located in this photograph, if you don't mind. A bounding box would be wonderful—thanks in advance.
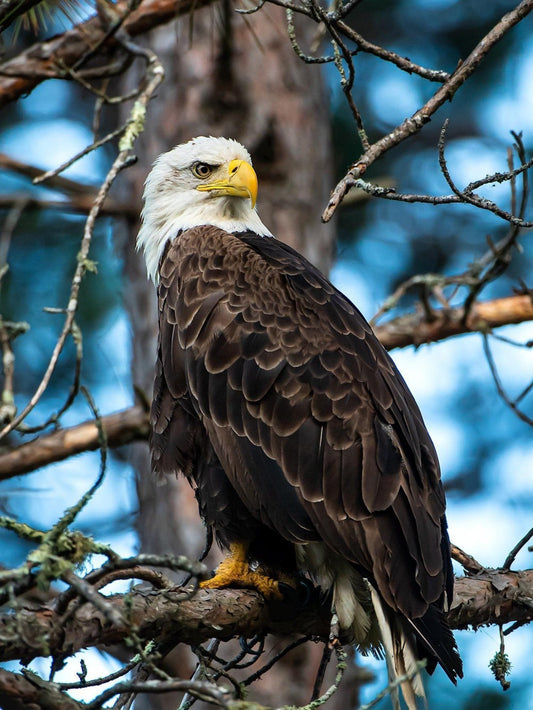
[296,543,429,708]
[332,566,372,640]
[369,585,426,710]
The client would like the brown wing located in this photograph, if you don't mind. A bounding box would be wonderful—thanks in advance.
[155,225,452,621]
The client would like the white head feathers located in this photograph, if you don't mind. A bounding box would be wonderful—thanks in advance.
[137,136,272,282]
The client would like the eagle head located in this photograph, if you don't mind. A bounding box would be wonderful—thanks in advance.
[137,136,272,281]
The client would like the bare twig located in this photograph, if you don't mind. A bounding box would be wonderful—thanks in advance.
[299,644,347,709]
[61,568,125,627]
[322,0,533,221]
[482,333,533,427]
[0,153,96,195]
[17,317,83,435]
[437,121,532,229]
[0,193,136,217]
[335,20,450,83]
[503,528,533,571]
[242,636,310,686]
[33,126,125,185]
[358,660,426,710]
[310,643,332,701]
[347,145,533,227]
[57,656,141,690]
[86,677,229,710]
[451,544,484,575]
[0,42,164,441]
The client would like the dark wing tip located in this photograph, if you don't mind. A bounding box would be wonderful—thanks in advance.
[409,606,463,683]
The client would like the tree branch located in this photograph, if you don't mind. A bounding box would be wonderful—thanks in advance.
[0,0,216,108]
[374,294,533,351]
[0,194,137,218]
[0,153,98,196]
[0,668,232,710]
[322,0,533,221]
[0,571,531,666]
[0,405,149,481]
[0,667,84,710]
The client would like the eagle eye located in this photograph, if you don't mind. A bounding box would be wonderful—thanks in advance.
[192,162,213,179]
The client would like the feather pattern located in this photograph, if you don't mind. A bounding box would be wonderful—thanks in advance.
[152,225,461,679]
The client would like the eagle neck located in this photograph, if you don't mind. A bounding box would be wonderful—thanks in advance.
[138,199,273,283]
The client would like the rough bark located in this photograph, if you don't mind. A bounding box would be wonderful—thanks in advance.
[0,570,531,665]
[0,668,83,710]
[372,294,533,350]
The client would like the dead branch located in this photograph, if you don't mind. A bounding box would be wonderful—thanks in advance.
[322,0,533,221]
[0,153,97,196]
[373,294,533,350]
[0,40,164,441]
[0,571,531,666]
[451,544,484,575]
[482,332,533,427]
[335,20,450,83]
[0,0,215,108]
[0,404,149,480]
[0,668,230,710]
[0,194,136,218]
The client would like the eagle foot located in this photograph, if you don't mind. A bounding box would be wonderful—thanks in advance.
[199,542,284,600]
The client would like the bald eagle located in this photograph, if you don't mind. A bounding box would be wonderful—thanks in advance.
[137,136,462,708]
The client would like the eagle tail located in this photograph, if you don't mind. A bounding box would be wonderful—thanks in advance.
[369,585,426,710]
[408,606,463,684]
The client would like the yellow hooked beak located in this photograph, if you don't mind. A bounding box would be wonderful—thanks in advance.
[196,159,258,208]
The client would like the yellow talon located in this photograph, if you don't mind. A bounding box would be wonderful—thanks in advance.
[199,542,283,600]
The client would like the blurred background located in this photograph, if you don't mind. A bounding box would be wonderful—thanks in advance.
[0,0,532,708]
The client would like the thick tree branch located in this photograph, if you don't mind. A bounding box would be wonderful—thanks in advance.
[449,569,533,630]
[322,0,533,221]
[0,404,149,480]
[0,586,329,664]
[0,571,531,665]
[374,294,533,350]
[0,668,84,710]
[0,0,215,108]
